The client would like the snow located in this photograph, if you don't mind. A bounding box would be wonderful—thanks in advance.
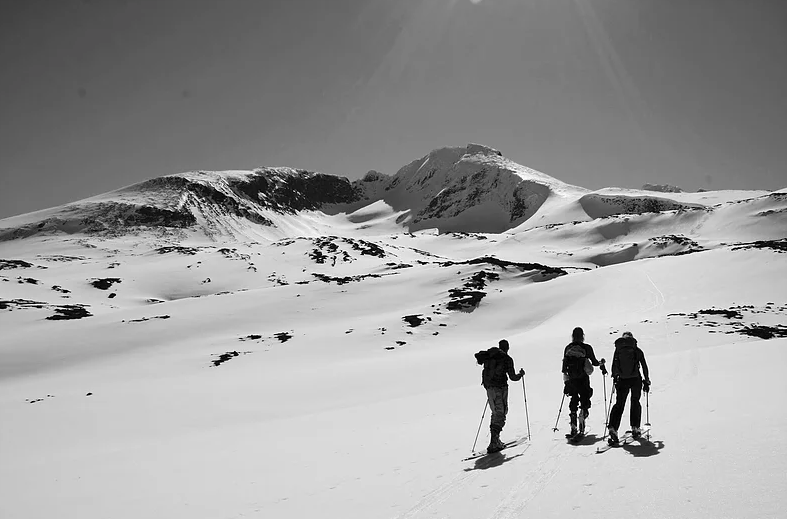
[1,150,787,519]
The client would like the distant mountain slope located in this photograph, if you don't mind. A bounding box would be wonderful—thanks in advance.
[370,143,589,233]
[0,168,364,243]
[0,144,783,242]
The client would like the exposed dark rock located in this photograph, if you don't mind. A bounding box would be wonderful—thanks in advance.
[642,183,683,193]
[698,308,743,319]
[156,246,200,255]
[90,278,122,290]
[125,315,171,323]
[731,325,787,340]
[386,263,413,270]
[212,351,240,366]
[731,239,787,253]
[312,273,385,285]
[402,315,426,327]
[274,332,293,343]
[186,182,273,226]
[446,289,487,311]
[343,238,386,258]
[232,169,362,212]
[441,256,568,279]
[46,305,92,320]
[37,255,83,262]
[17,277,39,284]
[120,204,196,227]
[580,193,704,218]
[0,299,48,310]
[0,259,33,270]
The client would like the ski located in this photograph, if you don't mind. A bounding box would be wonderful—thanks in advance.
[595,427,651,454]
[567,432,586,443]
[462,436,529,461]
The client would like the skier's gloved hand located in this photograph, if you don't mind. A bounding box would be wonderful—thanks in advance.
[563,381,571,396]
[518,368,525,376]
[643,380,651,393]
[600,365,608,376]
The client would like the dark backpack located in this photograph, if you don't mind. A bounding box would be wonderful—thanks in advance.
[475,348,509,387]
[562,343,587,380]
[615,340,640,378]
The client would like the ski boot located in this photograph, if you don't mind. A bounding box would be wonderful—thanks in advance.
[578,409,589,435]
[487,431,505,453]
[631,426,642,439]
[607,427,619,446]
[572,409,588,440]
[565,412,578,439]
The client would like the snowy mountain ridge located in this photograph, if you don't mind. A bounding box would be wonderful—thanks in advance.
[0,143,780,244]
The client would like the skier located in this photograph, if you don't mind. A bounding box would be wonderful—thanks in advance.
[562,327,606,439]
[474,339,525,453]
[607,331,651,444]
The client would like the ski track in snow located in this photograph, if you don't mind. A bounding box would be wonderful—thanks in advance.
[393,471,480,519]
[485,439,574,519]
[394,443,533,519]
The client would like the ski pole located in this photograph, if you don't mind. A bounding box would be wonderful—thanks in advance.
[521,377,531,441]
[552,393,565,432]
[602,373,608,428]
[471,400,489,452]
[602,382,617,441]
[645,388,651,440]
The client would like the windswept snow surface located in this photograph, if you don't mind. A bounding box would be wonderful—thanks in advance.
[1,151,787,518]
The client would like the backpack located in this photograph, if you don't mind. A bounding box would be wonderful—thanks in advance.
[563,343,588,379]
[475,348,509,387]
[615,339,640,378]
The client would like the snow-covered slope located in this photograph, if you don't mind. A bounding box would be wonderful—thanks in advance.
[0,168,368,244]
[0,144,780,243]
[1,145,786,519]
[373,143,589,233]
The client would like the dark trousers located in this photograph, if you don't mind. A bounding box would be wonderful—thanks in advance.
[486,386,509,434]
[566,376,592,413]
[608,377,642,430]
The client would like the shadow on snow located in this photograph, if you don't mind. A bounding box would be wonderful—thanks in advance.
[463,451,527,472]
[622,437,665,457]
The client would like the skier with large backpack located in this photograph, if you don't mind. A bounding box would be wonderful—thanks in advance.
[607,331,651,444]
[562,327,606,439]
[474,339,525,453]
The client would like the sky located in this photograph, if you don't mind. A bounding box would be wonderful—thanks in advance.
[1,0,786,219]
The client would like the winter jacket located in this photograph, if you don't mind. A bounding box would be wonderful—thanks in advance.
[475,347,523,388]
[611,337,650,380]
